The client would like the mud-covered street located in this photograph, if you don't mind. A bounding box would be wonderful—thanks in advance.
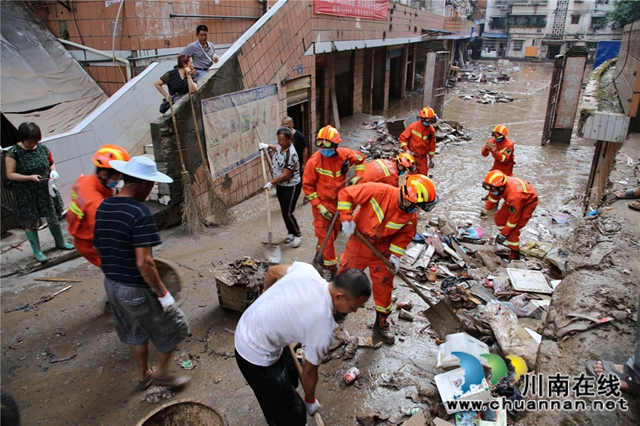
[1,61,639,425]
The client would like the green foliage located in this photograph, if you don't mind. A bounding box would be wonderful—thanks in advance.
[606,0,640,28]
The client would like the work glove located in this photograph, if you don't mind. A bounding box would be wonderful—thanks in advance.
[263,182,273,191]
[495,234,506,246]
[304,397,321,416]
[341,220,356,235]
[48,178,58,197]
[429,158,435,169]
[317,204,333,220]
[388,254,401,274]
[480,208,489,216]
[259,143,269,150]
[49,170,60,181]
[158,291,176,312]
[349,176,362,186]
[486,142,497,152]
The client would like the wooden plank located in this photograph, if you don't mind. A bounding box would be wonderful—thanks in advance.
[34,277,82,283]
[422,244,435,268]
[451,239,473,264]
[330,86,340,129]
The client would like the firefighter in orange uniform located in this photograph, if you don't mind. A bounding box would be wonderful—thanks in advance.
[67,145,130,267]
[303,125,366,276]
[351,153,417,187]
[337,175,439,344]
[481,124,515,176]
[481,170,538,261]
[398,107,437,175]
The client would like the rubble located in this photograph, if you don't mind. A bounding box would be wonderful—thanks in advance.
[458,90,516,104]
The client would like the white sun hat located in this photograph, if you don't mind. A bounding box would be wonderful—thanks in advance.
[109,156,173,183]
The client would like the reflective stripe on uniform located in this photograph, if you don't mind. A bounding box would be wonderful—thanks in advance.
[514,178,529,193]
[69,202,84,220]
[353,164,365,171]
[487,195,499,203]
[370,198,384,223]
[506,221,517,228]
[385,221,403,230]
[400,141,408,147]
[315,168,334,177]
[337,201,353,211]
[428,151,435,156]
[375,159,391,177]
[375,303,393,314]
[389,244,405,256]
[411,130,429,140]
[497,225,504,230]
[306,192,318,201]
[506,240,520,247]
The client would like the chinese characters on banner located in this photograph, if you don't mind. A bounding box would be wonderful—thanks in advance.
[554,56,586,129]
[201,84,279,179]
[314,0,388,21]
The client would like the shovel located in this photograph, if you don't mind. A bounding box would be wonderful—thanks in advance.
[353,230,463,339]
[311,212,339,274]
[259,147,282,264]
[288,344,325,426]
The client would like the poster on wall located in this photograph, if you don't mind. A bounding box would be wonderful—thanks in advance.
[201,84,279,179]
[314,0,388,21]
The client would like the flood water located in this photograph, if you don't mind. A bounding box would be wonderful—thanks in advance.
[388,61,595,242]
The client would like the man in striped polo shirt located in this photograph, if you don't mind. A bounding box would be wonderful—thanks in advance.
[93,156,190,390]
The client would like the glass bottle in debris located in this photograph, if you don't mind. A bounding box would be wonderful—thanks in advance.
[344,367,360,385]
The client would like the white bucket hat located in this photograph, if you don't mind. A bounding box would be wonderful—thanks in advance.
[109,156,173,183]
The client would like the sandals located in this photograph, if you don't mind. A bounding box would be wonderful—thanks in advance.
[615,188,640,199]
[586,360,640,395]
[151,374,191,389]
[629,201,640,212]
[137,369,156,390]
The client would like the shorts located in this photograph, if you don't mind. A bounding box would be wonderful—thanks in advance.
[103,277,189,353]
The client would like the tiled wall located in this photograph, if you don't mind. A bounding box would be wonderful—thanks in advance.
[40,61,174,207]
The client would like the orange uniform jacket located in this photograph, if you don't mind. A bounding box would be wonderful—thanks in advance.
[360,159,399,187]
[399,121,436,175]
[67,174,113,267]
[481,137,515,176]
[303,148,366,211]
[485,176,538,240]
[337,183,417,258]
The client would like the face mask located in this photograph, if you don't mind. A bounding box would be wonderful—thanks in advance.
[495,136,504,142]
[491,190,501,196]
[321,149,335,157]
[105,180,119,189]
[422,120,430,127]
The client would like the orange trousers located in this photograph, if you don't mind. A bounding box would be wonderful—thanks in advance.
[311,207,340,267]
[414,156,429,176]
[339,236,394,313]
[494,200,538,251]
[74,237,101,268]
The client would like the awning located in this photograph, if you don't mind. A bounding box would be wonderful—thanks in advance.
[422,28,458,37]
[0,1,106,138]
[481,33,509,39]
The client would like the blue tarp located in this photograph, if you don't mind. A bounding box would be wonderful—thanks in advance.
[594,40,621,69]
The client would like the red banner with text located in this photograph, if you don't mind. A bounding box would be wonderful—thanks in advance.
[314,0,389,21]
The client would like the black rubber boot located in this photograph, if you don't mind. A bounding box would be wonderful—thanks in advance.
[374,311,395,345]
[509,249,521,261]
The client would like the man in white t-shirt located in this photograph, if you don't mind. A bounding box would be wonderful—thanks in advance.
[234,262,371,425]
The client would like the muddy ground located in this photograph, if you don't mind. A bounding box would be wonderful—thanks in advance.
[1,61,639,425]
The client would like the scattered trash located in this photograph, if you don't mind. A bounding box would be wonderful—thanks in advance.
[519,241,553,259]
[142,386,174,404]
[401,407,420,416]
[181,359,195,370]
[509,294,549,319]
[434,367,492,414]
[397,301,413,310]
[437,332,489,369]
[427,267,438,282]
[33,277,82,283]
[506,268,553,294]
[398,309,415,321]
[485,301,539,368]
[556,313,614,339]
[459,226,483,240]
[47,341,77,363]
[549,212,570,224]
[344,366,360,385]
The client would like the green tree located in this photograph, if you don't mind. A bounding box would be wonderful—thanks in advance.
[606,0,640,28]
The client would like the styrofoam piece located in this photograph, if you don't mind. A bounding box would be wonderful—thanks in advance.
[524,327,542,344]
[506,268,553,294]
[434,368,493,414]
[437,332,490,369]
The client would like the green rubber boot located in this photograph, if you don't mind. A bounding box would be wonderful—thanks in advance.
[49,223,74,250]
[25,230,48,262]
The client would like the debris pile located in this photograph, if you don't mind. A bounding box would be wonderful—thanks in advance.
[458,90,516,104]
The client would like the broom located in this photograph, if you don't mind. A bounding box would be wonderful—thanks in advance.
[169,95,204,236]
[188,93,234,226]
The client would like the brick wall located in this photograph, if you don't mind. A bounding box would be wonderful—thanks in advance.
[352,49,364,114]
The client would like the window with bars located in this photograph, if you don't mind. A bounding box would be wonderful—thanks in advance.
[571,15,580,25]
[513,40,524,51]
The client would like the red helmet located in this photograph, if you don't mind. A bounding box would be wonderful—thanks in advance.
[419,107,436,120]
[483,170,507,191]
[401,174,439,212]
[492,124,509,137]
[395,152,417,172]
[92,145,130,169]
[315,125,341,147]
